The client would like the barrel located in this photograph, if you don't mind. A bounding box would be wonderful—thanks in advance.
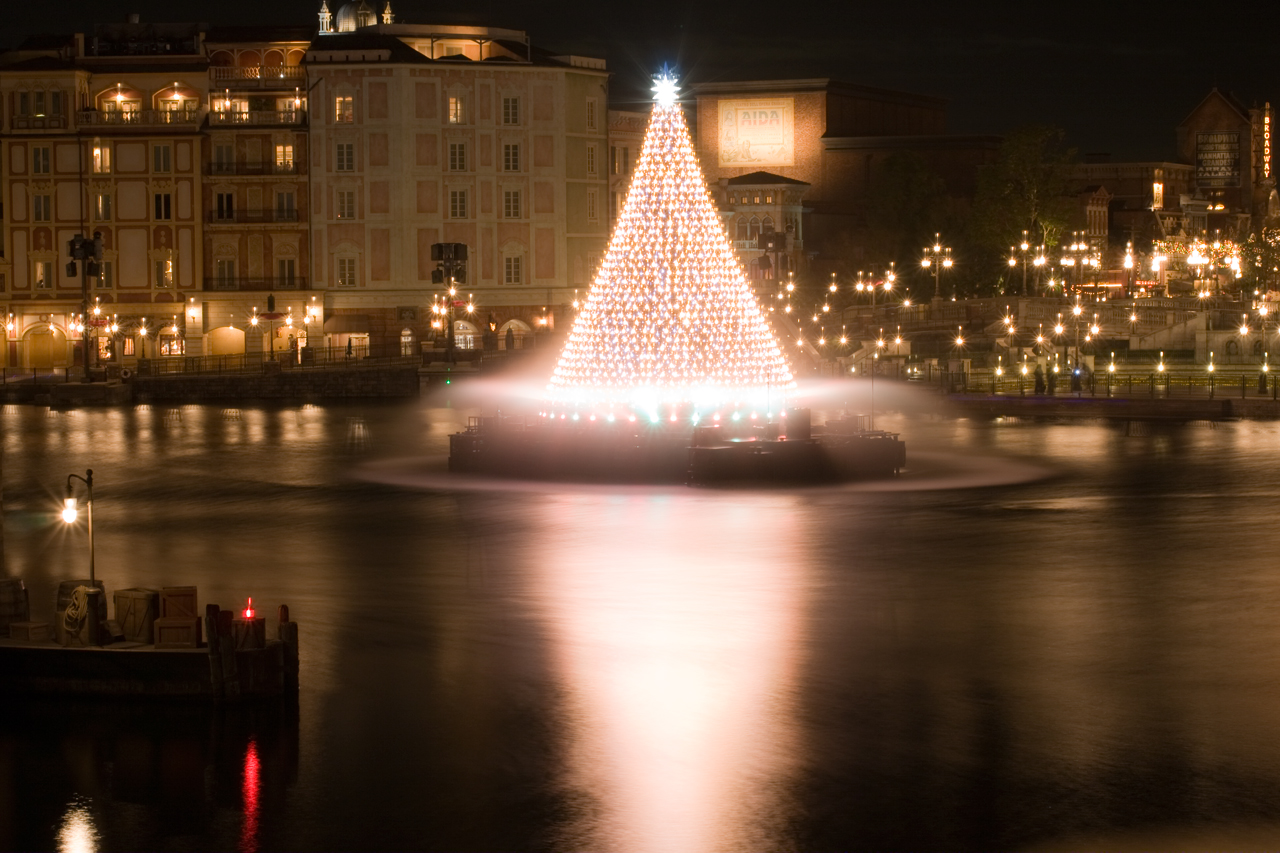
[0,578,28,632]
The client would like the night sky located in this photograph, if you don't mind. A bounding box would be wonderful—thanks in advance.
[8,0,1278,161]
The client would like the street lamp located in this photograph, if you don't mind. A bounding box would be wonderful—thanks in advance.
[1008,230,1031,295]
[62,469,95,584]
[921,234,953,301]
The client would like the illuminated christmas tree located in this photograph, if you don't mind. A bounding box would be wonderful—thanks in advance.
[547,73,794,417]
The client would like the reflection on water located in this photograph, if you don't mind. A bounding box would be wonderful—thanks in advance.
[533,493,808,851]
[57,797,98,853]
[10,399,1280,849]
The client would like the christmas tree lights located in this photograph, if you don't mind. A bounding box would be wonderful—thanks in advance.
[546,72,794,417]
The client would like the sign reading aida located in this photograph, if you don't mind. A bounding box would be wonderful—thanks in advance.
[1196,131,1241,188]
[718,98,795,167]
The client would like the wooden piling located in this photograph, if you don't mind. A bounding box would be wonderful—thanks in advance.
[279,604,299,693]
[205,604,223,698]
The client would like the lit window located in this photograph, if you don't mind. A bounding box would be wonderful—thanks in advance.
[337,257,357,287]
[503,189,521,218]
[449,189,467,219]
[95,192,111,221]
[448,95,465,124]
[34,261,51,289]
[335,95,353,123]
[448,141,467,172]
[336,142,354,172]
[97,261,113,289]
[503,143,520,172]
[337,190,355,219]
[504,256,522,285]
[502,96,520,126]
[275,144,294,171]
[154,259,173,288]
[92,142,111,173]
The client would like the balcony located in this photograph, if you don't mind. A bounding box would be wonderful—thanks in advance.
[204,276,307,292]
[207,161,301,176]
[10,115,68,131]
[211,66,307,87]
[209,109,306,127]
[77,108,205,128]
[207,209,301,225]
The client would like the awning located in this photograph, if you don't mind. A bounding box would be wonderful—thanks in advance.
[323,314,370,334]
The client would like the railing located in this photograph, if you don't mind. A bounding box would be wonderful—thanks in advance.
[10,115,68,131]
[1,367,72,385]
[144,344,417,376]
[207,161,299,176]
[211,66,307,84]
[207,209,300,225]
[77,109,205,127]
[208,109,306,126]
[203,276,307,291]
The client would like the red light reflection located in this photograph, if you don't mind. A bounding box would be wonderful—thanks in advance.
[240,738,260,852]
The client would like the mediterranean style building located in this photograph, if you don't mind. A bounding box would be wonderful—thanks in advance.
[0,4,609,369]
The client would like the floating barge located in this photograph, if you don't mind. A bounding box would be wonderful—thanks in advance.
[449,409,905,485]
[0,581,298,700]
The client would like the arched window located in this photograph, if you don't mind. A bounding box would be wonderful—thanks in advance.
[748,216,761,240]
[736,217,748,241]
[761,215,774,233]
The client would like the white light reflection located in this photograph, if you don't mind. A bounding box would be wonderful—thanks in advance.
[533,493,809,852]
[57,797,99,853]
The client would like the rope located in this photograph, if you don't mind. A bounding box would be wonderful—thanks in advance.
[63,586,89,636]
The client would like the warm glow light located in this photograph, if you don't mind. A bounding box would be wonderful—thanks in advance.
[57,798,99,853]
[61,498,78,524]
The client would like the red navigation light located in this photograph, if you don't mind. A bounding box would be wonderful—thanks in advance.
[243,597,255,619]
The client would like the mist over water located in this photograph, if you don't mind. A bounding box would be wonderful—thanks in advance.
[4,390,1280,851]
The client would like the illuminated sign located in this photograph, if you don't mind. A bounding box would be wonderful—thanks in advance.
[1265,110,1272,180]
[1196,131,1241,188]
[717,98,795,168]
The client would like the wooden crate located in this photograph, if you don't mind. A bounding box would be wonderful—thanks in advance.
[9,621,49,642]
[114,588,159,644]
[160,587,198,619]
[154,616,201,649]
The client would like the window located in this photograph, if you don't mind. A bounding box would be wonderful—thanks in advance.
[748,216,761,239]
[33,91,45,117]
[92,143,111,174]
[448,141,467,172]
[50,91,62,117]
[448,95,465,124]
[586,98,597,131]
[586,145,597,175]
[336,142,354,172]
[504,256,522,285]
[337,257,357,287]
[154,259,173,288]
[275,144,294,171]
[278,258,296,286]
[216,192,235,221]
[276,191,296,220]
[216,258,236,285]
[586,188,598,222]
[17,92,29,116]
[213,144,234,174]
[449,189,467,219]
[400,328,414,357]
[337,190,355,219]
[94,192,111,221]
[503,143,520,172]
[611,146,619,174]
[32,147,50,174]
[503,189,521,219]
[1153,181,1164,210]
[502,96,520,126]
[441,45,464,57]
[153,144,171,173]
[765,194,773,204]
[33,195,51,222]
[736,217,747,241]
[623,147,630,173]
[154,193,172,220]
[34,261,51,289]
[97,260,113,289]
[335,95,353,123]
[122,338,135,357]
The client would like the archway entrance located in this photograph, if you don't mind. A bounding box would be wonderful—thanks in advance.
[24,326,69,368]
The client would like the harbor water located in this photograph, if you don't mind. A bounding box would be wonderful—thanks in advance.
[4,389,1280,851]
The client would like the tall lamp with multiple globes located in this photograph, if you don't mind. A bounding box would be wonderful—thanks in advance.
[921,234,953,301]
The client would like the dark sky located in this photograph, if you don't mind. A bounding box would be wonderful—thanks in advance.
[9,0,1278,160]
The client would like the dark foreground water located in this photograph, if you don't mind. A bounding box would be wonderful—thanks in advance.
[5,388,1280,852]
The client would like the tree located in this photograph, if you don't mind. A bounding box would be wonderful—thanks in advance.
[970,125,1078,276]
[865,151,948,264]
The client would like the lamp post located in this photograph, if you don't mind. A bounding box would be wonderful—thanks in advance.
[1008,230,1031,295]
[62,469,95,584]
[921,234,953,302]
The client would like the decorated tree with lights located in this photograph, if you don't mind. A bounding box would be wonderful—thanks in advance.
[547,73,793,416]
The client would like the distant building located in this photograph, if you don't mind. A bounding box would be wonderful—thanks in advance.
[0,4,608,369]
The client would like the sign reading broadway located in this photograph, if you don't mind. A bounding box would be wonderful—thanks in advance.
[1197,131,1241,188]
